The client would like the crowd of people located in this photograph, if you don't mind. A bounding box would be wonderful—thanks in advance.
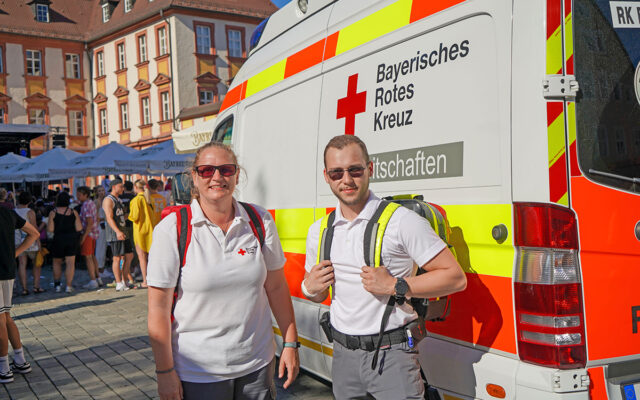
[0,178,171,295]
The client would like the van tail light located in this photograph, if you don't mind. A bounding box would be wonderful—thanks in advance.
[514,203,586,369]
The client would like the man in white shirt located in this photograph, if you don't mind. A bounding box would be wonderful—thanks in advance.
[303,135,467,400]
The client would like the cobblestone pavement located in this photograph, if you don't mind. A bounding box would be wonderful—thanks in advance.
[2,265,334,399]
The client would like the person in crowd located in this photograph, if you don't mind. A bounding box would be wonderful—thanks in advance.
[77,187,102,290]
[47,192,82,293]
[147,142,299,400]
[148,179,167,225]
[0,188,13,210]
[103,179,134,292]
[129,180,154,288]
[101,176,111,192]
[303,135,467,400]
[93,186,109,279]
[14,191,42,295]
[0,206,38,383]
[120,181,138,286]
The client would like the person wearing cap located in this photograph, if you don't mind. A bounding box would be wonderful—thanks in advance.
[103,178,134,292]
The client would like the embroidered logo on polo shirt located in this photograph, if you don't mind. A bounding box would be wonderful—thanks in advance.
[238,246,258,256]
[238,249,246,256]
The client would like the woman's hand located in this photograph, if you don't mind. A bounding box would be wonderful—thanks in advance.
[278,347,300,389]
[157,370,183,400]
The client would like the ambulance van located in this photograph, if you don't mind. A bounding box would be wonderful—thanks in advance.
[200,0,640,398]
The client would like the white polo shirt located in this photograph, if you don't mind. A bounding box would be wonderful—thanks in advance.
[147,198,286,383]
[305,192,447,335]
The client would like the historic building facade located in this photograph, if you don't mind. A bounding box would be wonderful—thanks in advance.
[0,0,274,154]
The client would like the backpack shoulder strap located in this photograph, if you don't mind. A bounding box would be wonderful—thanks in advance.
[172,204,191,322]
[316,211,336,264]
[363,201,401,267]
[239,201,265,248]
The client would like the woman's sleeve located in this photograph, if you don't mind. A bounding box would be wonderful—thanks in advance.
[146,213,181,288]
[128,197,140,223]
[261,211,287,271]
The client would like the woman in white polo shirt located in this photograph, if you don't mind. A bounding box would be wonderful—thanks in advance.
[147,142,299,400]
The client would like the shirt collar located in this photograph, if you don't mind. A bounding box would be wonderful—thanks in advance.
[332,191,380,226]
[190,197,246,225]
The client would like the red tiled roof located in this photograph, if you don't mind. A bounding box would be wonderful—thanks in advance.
[0,0,276,42]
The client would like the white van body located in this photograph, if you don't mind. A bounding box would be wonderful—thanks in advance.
[208,0,640,398]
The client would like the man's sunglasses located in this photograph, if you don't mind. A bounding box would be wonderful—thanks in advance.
[326,166,366,181]
[193,164,237,178]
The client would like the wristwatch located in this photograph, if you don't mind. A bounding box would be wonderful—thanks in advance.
[394,277,409,298]
[283,341,301,349]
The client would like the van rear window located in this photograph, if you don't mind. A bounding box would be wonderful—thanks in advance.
[213,116,233,145]
[574,0,640,193]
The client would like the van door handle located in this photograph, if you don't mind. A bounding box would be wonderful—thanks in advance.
[635,221,640,241]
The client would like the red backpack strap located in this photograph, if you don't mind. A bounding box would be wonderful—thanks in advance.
[239,202,265,248]
[172,205,192,322]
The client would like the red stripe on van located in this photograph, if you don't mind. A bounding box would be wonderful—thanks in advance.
[587,367,607,400]
[323,32,339,60]
[565,54,574,75]
[409,0,465,24]
[285,38,326,78]
[546,102,563,126]
[569,141,580,176]
[548,152,568,203]
[220,82,245,112]
[284,252,331,306]
[426,273,517,354]
[546,0,562,39]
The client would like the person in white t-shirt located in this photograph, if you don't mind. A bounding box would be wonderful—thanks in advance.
[147,142,299,400]
[303,135,467,400]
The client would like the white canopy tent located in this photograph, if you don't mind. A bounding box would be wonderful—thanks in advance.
[171,118,217,154]
[114,139,194,175]
[49,142,138,179]
[0,153,29,174]
[0,147,81,183]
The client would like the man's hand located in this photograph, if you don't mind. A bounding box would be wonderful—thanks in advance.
[361,266,396,296]
[116,230,126,241]
[305,260,334,294]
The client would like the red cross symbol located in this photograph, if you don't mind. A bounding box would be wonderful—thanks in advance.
[238,249,246,256]
[336,74,367,135]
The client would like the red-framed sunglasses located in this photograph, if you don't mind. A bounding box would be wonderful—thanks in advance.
[193,164,237,178]
[326,166,366,181]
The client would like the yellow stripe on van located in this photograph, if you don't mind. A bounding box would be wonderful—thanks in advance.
[335,0,412,56]
[566,102,576,145]
[557,192,569,206]
[275,208,316,254]
[244,59,287,98]
[565,12,574,64]
[443,204,514,278]
[546,25,563,75]
[547,111,565,167]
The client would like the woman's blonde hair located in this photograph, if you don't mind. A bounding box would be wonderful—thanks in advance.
[134,179,151,205]
[189,142,240,201]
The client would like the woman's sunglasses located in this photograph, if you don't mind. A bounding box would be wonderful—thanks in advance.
[326,166,366,181]
[193,164,237,178]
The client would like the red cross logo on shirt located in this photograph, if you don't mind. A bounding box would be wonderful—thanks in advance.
[336,74,367,135]
[238,249,246,256]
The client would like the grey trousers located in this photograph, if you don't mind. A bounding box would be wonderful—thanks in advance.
[181,358,276,400]
[331,341,425,400]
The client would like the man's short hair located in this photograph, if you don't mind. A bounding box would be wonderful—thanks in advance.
[109,178,123,191]
[18,191,32,205]
[124,180,133,191]
[323,135,370,167]
[77,186,91,197]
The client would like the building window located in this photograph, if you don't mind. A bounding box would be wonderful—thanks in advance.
[227,29,243,58]
[68,110,83,135]
[0,108,5,123]
[158,27,168,56]
[117,43,126,70]
[196,25,211,54]
[26,50,42,76]
[29,109,45,124]
[199,89,214,105]
[138,35,147,63]
[99,108,107,134]
[161,92,170,121]
[102,4,110,22]
[36,4,49,22]
[96,51,104,76]
[141,97,150,125]
[65,54,80,79]
[0,46,3,74]
[120,103,129,130]
[124,0,133,13]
